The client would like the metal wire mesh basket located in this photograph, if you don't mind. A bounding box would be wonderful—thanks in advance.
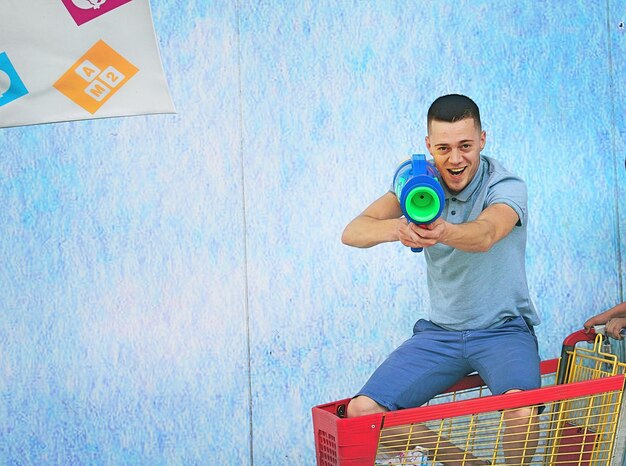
[312,329,626,465]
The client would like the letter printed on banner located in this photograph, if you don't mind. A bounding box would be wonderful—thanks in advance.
[75,60,101,82]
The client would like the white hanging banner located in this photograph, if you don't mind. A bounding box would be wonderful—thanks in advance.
[0,0,175,128]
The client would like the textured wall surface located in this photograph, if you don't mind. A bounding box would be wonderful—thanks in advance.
[1,1,625,465]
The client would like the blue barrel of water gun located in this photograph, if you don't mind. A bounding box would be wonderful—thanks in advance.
[392,154,445,253]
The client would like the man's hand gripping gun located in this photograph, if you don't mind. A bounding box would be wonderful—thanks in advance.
[392,154,445,253]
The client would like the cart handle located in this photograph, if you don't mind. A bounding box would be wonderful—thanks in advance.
[562,328,597,347]
[562,326,626,348]
[592,324,626,337]
[557,328,603,385]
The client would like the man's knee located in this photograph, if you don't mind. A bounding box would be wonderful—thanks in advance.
[347,395,388,418]
[502,390,537,423]
[504,405,537,422]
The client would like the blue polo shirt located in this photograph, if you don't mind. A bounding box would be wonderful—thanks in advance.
[424,156,540,331]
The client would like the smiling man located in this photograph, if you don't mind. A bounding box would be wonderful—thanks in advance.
[341,94,541,465]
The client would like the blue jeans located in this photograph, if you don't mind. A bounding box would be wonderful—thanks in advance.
[355,316,541,411]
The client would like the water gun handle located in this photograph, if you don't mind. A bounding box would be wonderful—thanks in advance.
[409,223,427,253]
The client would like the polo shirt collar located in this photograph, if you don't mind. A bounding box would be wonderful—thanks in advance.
[443,156,486,202]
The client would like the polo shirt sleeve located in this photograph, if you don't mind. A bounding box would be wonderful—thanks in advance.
[485,174,528,227]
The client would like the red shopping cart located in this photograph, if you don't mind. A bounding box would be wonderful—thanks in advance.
[312,329,626,465]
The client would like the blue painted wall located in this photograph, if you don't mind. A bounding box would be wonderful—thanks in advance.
[1,1,624,464]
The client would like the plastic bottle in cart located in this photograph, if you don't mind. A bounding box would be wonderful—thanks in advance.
[376,446,443,465]
[411,447,444,466]
[405,446,429,465]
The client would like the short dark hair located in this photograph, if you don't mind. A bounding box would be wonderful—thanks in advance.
[427,94,481,131]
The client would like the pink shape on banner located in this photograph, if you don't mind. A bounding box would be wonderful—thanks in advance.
[61,0,133,26]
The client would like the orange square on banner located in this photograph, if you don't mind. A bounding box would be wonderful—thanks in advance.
[53,40,139,114]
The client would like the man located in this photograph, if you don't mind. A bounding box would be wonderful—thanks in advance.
[342,94,541,465]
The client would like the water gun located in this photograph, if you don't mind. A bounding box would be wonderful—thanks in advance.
[392,154,445,253]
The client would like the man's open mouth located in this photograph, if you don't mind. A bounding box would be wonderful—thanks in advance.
[448,167,466,176]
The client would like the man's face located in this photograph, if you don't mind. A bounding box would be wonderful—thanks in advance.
[425,118,486,194]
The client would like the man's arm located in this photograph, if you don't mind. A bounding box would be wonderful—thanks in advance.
[342,192,406,248]
[584,302,626,333]
[407,203,519,253]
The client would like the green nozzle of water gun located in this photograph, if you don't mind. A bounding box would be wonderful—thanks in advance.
[404,186,441,223]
